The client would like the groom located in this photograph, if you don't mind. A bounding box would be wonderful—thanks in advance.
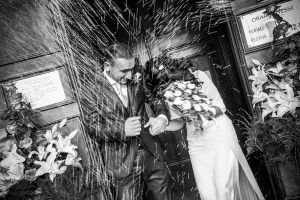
[88,43,170,200]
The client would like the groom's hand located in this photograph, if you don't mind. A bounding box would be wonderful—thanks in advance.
[144,116,167,136]
[125,116,141,137]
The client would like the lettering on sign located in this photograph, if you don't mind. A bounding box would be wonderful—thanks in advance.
[13,70,67,109]
[240,0,300,48]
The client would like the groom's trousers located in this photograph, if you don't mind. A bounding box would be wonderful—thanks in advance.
[115,148,169,200]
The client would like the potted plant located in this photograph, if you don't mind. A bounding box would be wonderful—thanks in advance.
[244,3,300,199]
[0,83,92,199]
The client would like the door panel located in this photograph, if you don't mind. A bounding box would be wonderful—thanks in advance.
[0,1,89,163]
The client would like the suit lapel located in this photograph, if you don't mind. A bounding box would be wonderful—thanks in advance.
[102,76,129,115]
[127,80,145,118]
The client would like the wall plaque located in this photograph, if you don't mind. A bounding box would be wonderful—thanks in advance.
[14,70,67,109]
[238,0,300,52]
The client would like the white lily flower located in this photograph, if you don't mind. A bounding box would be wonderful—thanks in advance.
[261,100,279,120]
[0,144,25,169]
[261,102,273,120]
[267,62,284,76]
[34,151,67,182]
[267,62,284,77]
[6,163,24,181]
[59,118,67,128]
[249,65,268,87]
[273,85,300,117]
[56,130,78,156]
[51,123,58,134]
[65,152,83,171]
[278,80,289,90]
[252,91,268,108]
[44,130,52,143]
[45,141,57,153]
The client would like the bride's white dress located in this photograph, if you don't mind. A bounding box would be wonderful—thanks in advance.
[169,70,265,200]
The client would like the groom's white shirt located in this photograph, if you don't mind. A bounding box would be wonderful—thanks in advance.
[103,71,168,124]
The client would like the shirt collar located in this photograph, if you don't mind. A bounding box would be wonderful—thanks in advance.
[103,70,118,86]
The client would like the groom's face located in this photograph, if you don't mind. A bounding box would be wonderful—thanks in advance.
[110,58,135,85]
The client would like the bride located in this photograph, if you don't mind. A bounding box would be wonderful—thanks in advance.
[164,68,265,200]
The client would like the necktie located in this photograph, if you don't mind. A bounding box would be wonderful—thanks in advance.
[114,83,128,107]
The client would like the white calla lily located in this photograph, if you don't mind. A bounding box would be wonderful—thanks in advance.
[267,62,284,76]
[261,99,278,120]
[51,123,58,134]
[249,66,268,87]
[0,144,25,169]
[34,152,67,182]
[261,102,273,120]
[44,130,52,143]
[56,130,78,156]
[274,85,300,117]
[252,91,268,108]
[65,152,82,171]
[59,118,67,128]
[6,163,24,181]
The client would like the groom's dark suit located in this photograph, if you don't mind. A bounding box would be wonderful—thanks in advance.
[86,65,169,200]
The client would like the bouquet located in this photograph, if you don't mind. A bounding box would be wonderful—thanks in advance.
[0,83,82,198]
[163,79,216,133]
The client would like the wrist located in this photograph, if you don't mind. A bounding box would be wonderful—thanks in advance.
[157,114,169,125]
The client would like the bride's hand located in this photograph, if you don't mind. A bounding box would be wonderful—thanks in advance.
[199,115,215,129]
[186,119,202,136]
[186,116,216,135]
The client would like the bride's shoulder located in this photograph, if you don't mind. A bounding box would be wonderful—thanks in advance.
[192,70,211,82]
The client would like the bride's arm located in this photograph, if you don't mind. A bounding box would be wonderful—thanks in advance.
[165,118,184,131]
[191,70,226,117]
[164,102,185,131]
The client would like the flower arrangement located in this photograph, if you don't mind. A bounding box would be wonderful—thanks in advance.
[244,3,300,166]
[163,78,217,134]
[145,53,218,133]
[144,53,195,102]
[164,80,215,119]
[249,57,300,120]
[0,83,82,198]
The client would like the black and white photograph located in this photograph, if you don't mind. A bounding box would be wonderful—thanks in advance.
[0,0,299,199]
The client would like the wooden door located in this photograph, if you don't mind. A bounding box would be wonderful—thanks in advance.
[0,0,89,164]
